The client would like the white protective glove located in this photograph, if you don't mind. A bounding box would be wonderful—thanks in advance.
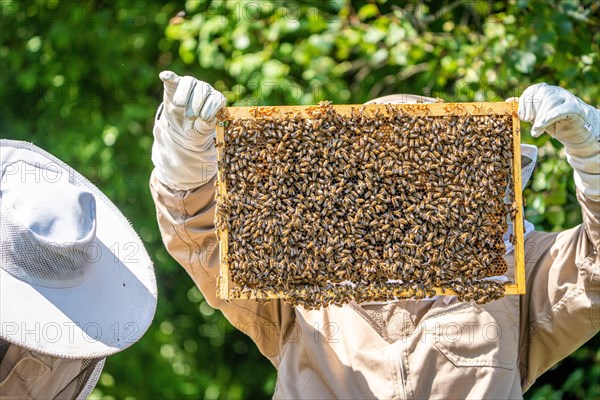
[151,71,226,190]
[519,83,600,201]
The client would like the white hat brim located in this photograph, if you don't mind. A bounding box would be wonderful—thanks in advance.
[0,140,157,358]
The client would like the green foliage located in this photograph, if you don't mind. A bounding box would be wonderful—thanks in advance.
[0,0,598,399]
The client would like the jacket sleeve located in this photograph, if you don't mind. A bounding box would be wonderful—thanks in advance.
[519,187,600,391]
[149,171,295,365]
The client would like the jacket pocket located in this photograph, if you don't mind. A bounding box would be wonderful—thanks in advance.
[427,303,518,370]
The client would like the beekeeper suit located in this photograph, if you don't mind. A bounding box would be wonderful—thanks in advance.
[0,140,158,399]
[150,72,599,399]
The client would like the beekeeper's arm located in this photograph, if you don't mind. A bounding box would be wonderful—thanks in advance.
[516,84,599,390]
[149,72,294,365]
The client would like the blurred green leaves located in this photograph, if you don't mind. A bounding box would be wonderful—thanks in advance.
[1,0,598,399]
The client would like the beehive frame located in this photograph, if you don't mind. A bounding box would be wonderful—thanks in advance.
[216,102,525,302]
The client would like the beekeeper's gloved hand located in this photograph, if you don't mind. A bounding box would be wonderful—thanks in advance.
[519,83,600,200]
[151,71,226,190]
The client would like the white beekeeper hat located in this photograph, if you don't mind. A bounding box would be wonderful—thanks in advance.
[0,139,157,359]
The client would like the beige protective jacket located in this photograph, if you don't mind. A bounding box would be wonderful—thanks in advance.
[150,170,599,399]
[0,343,104,399]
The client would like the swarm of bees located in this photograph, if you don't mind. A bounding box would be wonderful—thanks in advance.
[216,102,516,308]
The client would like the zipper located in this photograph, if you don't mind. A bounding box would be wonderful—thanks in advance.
[395,341,408,399]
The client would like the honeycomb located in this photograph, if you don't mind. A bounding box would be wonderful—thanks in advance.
[215,102,521,308]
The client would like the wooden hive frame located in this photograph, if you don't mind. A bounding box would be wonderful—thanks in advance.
[216,102,525,302]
